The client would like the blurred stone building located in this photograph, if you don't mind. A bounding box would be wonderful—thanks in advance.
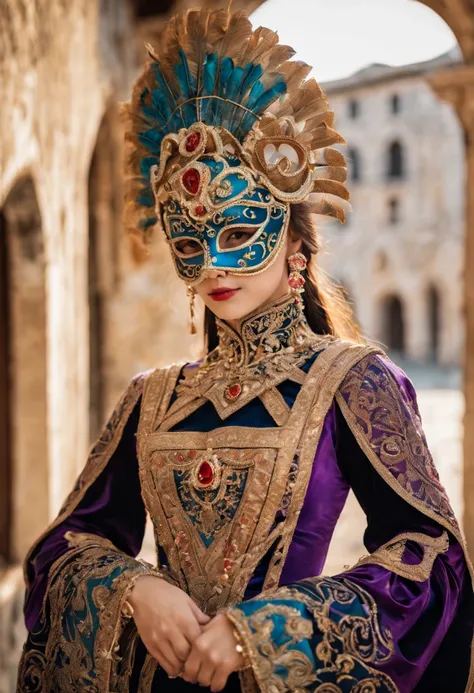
[321,49,465,366]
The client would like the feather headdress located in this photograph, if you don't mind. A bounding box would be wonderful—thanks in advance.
[122,5,349,253]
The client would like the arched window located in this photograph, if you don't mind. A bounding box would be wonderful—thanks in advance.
[391,94,401,114]
[348,147,361,182]
[388,197,400,224]
[381,294,405,353]
[1,177,48,561]
[88,110,122,443]
[427,285,441,363]
[387,140,405,179]
[348,99,360,120]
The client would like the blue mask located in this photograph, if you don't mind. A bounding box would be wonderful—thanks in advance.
[160,153,289,286]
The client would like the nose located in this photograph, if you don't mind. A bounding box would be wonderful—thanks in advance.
[204,268,227,280]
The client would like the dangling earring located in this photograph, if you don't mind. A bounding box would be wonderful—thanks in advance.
[187,286,197,335]
[288,252,307,296]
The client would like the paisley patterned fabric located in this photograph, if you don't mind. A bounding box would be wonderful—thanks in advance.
[336,353,461,539]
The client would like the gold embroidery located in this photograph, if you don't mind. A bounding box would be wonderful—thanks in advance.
[18,539,159,692]
[337,354,474,692]
[22,373,146,585]
[227,577,398,693]
[352,531,449,582]
[137,337,380,618]
[168,295,333,421]
[263,344,381,592]
[259,387,291,426]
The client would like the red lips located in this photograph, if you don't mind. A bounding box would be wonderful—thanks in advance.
[208,287,240,302]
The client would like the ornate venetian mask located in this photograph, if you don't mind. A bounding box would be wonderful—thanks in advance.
[123,7,351,279]
[151,124,290,285]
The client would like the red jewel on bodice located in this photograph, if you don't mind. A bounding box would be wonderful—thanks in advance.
[194,204,206,216]
[197,461,214,486]
[225,383,242,401]
[185,132,201,152]
[182,168,201,195]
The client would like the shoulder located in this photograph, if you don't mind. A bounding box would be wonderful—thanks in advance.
[337,346,418,411]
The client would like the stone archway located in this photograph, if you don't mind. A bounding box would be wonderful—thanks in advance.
[0,177,48,562]
[381,294,406,354]
[427,284,441,363]
[87,109,123,442]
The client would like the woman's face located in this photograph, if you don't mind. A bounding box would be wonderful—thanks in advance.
[177,228,303,323]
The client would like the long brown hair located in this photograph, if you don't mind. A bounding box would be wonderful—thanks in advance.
[204,203,362,352]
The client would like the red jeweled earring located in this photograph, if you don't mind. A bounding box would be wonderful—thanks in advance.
[288,252,307,295]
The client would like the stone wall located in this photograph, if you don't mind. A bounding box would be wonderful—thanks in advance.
[321,62,465,366]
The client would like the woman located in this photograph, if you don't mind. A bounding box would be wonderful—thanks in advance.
[17,6,473,693]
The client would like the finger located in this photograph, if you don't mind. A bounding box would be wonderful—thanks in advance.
[169,631,192,662]
[189,600,210,625]
[182,614,203,645]
[210,666,231,693]
[197,661,216,689]
[182,645,201,684]
[155,640,183,676]
[152,651,181,678]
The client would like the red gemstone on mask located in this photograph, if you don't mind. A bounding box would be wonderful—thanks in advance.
[185,132,201,152]
[223,558,232,571]
[225,383,242,401]
[182,168,201,195]
[197,461,214,486]
[194,204,206,216]
[288,275,305,289]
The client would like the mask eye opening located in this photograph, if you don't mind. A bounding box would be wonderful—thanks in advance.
[171,236,206,259]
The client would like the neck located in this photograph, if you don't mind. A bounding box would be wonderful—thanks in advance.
[215,294,313,367]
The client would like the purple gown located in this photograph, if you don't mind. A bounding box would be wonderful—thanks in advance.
[16,351,474,693]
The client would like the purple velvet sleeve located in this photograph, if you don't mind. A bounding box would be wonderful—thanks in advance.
[333,364,472,692]
[24,399,146,630]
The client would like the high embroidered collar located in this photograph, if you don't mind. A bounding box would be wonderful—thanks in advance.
[215,295,313,367]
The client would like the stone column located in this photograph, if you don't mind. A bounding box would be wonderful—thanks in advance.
[430,66,474,552]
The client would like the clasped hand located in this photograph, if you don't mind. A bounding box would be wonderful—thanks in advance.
[129,576,245,692]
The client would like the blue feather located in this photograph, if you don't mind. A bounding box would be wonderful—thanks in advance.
[151,89,172,121]
[139,215,158,229]
[140,104,166,127]
[136,187,155,209]
[228,63,264,132]
[139,155,159,179]
[174,50,197,126]
[238,80,286,137]
[246,79,265,110]
[138,130,163,156]
[201,54,218,123]
[221,65,244,128]
[151,63,184,128]
[239,63,264,100]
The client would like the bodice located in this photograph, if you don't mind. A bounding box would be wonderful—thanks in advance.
[136,297,377,614]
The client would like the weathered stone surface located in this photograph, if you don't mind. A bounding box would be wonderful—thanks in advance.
[322,52,465,366]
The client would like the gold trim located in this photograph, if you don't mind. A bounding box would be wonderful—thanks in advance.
[259,388,291,426]
[352,531,449,582]
[336,359,474,693]
[22,374,146,585]
[263,344,381,591]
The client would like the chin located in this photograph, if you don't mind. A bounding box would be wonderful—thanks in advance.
[207,298,259,322]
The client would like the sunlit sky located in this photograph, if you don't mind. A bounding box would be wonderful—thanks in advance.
[251,0,458,82]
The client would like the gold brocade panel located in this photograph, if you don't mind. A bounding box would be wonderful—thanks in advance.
[136,343,380,616]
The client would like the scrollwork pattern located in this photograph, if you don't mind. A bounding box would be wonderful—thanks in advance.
[227,577,398,693]
[17,536,160,692]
